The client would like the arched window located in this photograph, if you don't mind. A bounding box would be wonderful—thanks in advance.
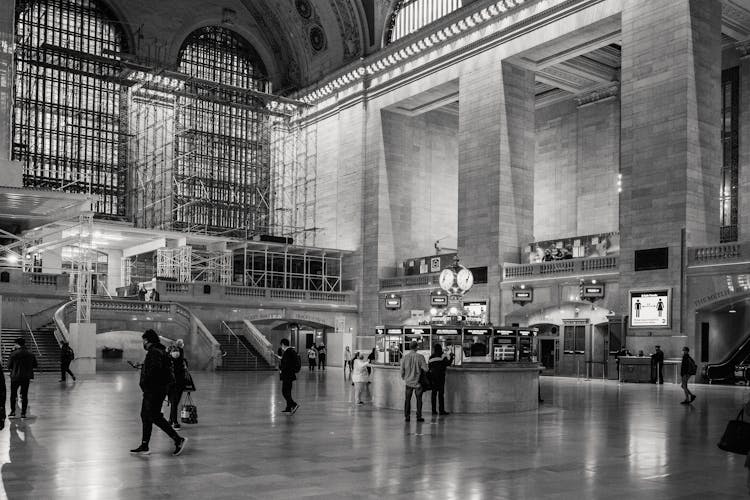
[385,0,463,44]
[174,27,270,235]
[13,0,128,217]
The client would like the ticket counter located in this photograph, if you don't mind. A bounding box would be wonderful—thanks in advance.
[371,363,539,413]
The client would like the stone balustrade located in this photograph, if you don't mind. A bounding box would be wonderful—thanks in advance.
[502,256,619,282]
[689,242,746,266]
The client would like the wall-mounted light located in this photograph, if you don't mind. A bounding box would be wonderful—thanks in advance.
[617,173,622,193]
[729,306,737,314]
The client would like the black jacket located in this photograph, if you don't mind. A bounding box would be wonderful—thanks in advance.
[61,345,75,363]
[428,355,453,386]
[0,364,5,414]
[279,347,298,382]
[169,347,187,390]
[8,347,37,381]
[140,343,172,394]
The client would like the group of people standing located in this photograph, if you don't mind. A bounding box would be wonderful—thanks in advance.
[306,344,327,371]
[400,341,454,421]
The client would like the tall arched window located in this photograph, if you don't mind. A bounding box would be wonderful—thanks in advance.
[385,0,463,44]
[174,26,270,235]
[13,0,128,217]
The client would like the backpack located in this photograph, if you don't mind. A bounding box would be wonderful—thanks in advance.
[687,356,697,376]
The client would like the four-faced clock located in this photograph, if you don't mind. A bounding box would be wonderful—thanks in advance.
[456,268,474,291]
[439,269,455,292]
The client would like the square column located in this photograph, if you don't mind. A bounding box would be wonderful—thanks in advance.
[738,42,750,242]
[69,323,97,375]
[619,0,722,343]
[457,59,535,324]
[0,1,22,186]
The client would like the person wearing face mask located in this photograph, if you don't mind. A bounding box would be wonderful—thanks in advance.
[130,329,187,456]
[167,341,187,429]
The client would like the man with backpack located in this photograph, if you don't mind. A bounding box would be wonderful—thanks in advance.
[130,329,187,456]
[279,338,300,415]
[59,340,76,382]
[680,346,697,405]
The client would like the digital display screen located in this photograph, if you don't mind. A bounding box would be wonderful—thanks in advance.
[629,289,670,328]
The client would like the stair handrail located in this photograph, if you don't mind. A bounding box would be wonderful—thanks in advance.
[172,303,223,371]
[25,299,71,330]
[242,319,278,369]
[53,301,74,345]
[20,313,43,357]
[221,321,257,369]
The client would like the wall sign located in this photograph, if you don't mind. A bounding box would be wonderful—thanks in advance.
[512,288,533,304]
[581,284,605,299]
[384,294,401,309]
[629,289,670,328]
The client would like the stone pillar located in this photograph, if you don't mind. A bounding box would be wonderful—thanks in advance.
[619,0,722,343]
[69,323,97,375]
[0,1,21,186]
[457,59,535,324]
[738,41,750,242]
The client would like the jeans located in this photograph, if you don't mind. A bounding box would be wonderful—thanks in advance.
[308,359,316,371]
[681,375,694,400]
[61,361,75,381]
[431,383,445,413]
[281,379,296,410]
[404,385,424,418]
[10,379,30,414]
[168,387,184,424]
[319,355,326,370]
[140,392,180,445]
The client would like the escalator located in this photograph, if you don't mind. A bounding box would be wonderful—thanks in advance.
[704,333,750,383]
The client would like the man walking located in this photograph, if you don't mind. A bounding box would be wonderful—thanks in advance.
[680,346,697,405]
[400,341,428,422]
[59,340,76,382]
[8,338,37,419]
[130,330,187,456]
[279,339,300,415]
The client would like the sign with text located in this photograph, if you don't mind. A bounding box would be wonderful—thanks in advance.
[629,289,670,328]
[581,284,605,299]
[385,295,401,309]
[512,288,533,304]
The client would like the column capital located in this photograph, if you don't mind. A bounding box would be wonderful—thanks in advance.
[574,82,620,108]
[736,39,750,59]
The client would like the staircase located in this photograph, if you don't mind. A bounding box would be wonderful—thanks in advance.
[1,327,61,372]
[215,324,274,371]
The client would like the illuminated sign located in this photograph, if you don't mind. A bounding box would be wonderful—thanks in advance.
[512,288,533,304]
[385,294,401,309]
[434,328,460,335]
[581,285,605,299]
[430,290,448,306]
[629,289,670,328]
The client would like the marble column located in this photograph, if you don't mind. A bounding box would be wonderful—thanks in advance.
[0,0,21,186]
[457,58,535,324]
[619,0,722,342]
[737,40,750,242]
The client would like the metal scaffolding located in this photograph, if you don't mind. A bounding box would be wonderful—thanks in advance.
[156,246,191,283]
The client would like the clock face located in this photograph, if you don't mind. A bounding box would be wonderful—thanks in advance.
[457,268,474,291]
[439,269,455,292]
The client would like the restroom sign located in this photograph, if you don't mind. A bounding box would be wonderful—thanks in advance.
[629,289,670,328]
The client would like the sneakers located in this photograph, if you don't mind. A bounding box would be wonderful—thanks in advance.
[357,401,365,405]
[404,417,410,422]
[172,423,181,430]
[680,400,690,405]
[281,409,292,414]
[173,437,188,456]
[690,394,697,403]
[439,412,450,416]
[290,404,300,415]
[8,412,16,419]
[416,417,425,422]
[130,444,150,455]
[20,413,26,419]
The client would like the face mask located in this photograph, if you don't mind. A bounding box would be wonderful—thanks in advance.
[170,351,180,359]
[143,342,149,351]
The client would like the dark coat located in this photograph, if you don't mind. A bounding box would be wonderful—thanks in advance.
[8,347,37,381]
[680,353,695,376]
[280,347,298,382]
[428,355,453,387]
[0,364,6,412]
[140,343,172,394]
[61,344,75,363]
[169,347,187,390]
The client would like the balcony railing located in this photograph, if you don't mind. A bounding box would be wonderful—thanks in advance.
[689,242,746,267]
[502,256,619,282]
[379,272,440,290]
[156,280,355,305]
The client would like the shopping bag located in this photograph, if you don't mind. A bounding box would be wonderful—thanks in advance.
[418,369,433,392]
[183,369,197,392]
[717,409,750,454]
[180,392,198,424]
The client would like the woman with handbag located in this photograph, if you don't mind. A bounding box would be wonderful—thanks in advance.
[167,342,187,429]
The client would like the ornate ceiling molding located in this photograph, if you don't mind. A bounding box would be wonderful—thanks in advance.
[299,0,531,103]
[573,81,619,107]
[329,0,363,61]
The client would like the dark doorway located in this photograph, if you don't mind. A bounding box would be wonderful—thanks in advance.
[540,339,556,373]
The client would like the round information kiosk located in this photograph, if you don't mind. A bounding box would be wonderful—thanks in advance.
[371,326,540,413]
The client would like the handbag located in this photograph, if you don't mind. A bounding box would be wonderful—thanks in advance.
[717,408,750,454]
[418,369,433,392]
[180,392,198,424]
[183,369,196,392]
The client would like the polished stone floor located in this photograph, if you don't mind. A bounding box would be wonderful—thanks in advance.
[0,369,747,499]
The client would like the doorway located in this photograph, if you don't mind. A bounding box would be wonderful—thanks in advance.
[539,338,558,374]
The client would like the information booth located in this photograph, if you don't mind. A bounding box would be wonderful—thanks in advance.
[374,326,403,365]
[492,327,538,362]
[403,326,432,360]
[431,327,463,365]
[462,327,492,363]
